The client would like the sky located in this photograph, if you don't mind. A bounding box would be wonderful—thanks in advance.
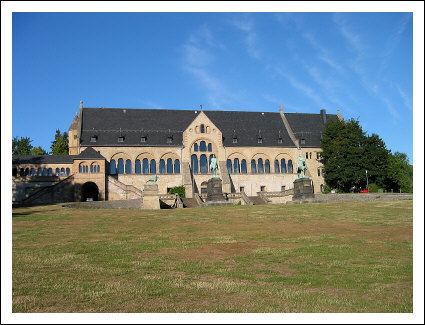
[10,9,416,163]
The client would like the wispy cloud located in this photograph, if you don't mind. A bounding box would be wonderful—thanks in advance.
[231,16,261,60]
[181,25,241,109]
[332,13,365,56]
[395,85,412,112]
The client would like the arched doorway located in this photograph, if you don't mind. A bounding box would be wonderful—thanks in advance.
[81,182,99,201]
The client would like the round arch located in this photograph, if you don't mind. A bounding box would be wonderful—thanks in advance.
[81,182,99,202]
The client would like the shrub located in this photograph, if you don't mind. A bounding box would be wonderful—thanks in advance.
[168,186,185,198]
[368,183,379,193]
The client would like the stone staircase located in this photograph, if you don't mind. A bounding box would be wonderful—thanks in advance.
[249,195,269,205]
[108,176,143,199]
[20,175,75,205]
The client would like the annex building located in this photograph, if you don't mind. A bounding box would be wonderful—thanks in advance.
[12,103,341,206]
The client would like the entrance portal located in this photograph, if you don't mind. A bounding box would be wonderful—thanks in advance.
[81,182,99,202]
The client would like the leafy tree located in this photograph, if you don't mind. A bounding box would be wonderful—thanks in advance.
[12,136,33,155]
[30,146,48,155]
[362,133,390,188]
[50,129,69,155]
[320,118,366,192]
[385,152,413,193]
[168,186,186,198]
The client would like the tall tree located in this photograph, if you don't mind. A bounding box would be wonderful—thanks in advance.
[320,118,366,192]
[385,152,413,193]
[50,129,69,155]
[12,136,33,155]
[30,146,48,155]
[362,133,390,188]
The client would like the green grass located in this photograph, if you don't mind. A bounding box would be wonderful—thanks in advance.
[12,200,413,312]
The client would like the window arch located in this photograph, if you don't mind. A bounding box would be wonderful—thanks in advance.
[110,159,117,174]
[265,159,270,173]
[288,160,293,173]
[200,154,208,174]
[159,159,166,174]
[135,159,141,174]
[150,159,156,174]
[66,168,70,176]
[125,159,132,174]
[281,159,287,173]
[117,158,124,174]
[25,168,30,176]
[251,159,257,174]
[258,158,264,173]
[199,141,207,152]
[37,168,42,176]
[12,167,18,177]
[142,158,149,174]
[227,159,233,174]
[200,124,205,133]
[167,158,173,174]
[19,168,25,177]
[42,168,48,176]
[48,168,53,176]
[234,158,240,174]
[207,143,212,152]
[274,160,280,173]
[241,159,247,173]
[194,143,198,152]
[191,154,198,174]
[30,168,35,176]
[174,159,180,174]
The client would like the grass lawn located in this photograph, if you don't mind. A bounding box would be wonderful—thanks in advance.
[12,200,413,313]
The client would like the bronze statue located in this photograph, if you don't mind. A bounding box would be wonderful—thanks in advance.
[146,174,158,183]
[296,154,308,179]
[209,156,218,178]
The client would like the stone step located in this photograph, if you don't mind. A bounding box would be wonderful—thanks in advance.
[181,198,201,208]
[249,196,268,205]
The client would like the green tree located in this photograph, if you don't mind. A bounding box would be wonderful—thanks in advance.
[12,136,33,155]
[362,133,390,188]
[385,152,413,193]
[50,129,69,155]
[320,118,366,192]
[30,146,48,155]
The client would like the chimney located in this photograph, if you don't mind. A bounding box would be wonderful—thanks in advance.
[279,105,284,114]
[320,109,327,124]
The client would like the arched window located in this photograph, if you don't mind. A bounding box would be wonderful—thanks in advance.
[110,160,117,174]
[258,158,264,173]
[20,168,25,177]
[12,167,18,177]
[194,143,198,152]
[200,154,208,174]
[25,168,30,176]
[125,159,132,174]
[200,141,206,152]
[227,159,233,174]
[174,159,180,174]
[117,158,124,174]
[37,168,42,176]
[48,168,53,176]
[251,159,257,174]
[200,124,205,133]
[30,168,35,176]
[150,159,156,174]
[42,168,48,176]
[241,159,247,173]
[207,143,212,152]
[281,159,287,173]
[288,160,293,173]
[167,158,173,174]
[135,159,141,174]
[159,159,165,174]
[142,158,149,174]
[191,154,198,174]
[234,158,240,174]
[66,168,70,176]
[265,160,270,173]
[274,160,280,173]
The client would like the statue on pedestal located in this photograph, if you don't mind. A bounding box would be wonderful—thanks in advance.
[209,156,218,178]
[296,154,308,179]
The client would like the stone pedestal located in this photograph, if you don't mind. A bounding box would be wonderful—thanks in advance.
[205,178,233,206]
[292,178,315,201]
[143,183,160,209]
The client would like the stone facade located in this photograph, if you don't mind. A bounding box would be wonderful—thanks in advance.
[13,105,335,205]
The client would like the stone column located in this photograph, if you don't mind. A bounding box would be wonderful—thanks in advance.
[143,183,160,209]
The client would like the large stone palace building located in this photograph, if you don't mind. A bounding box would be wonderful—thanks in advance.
[12,103,342,205]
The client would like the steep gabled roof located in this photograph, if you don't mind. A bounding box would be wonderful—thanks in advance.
[74,147,105,160]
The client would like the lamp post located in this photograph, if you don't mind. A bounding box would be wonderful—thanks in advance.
[365,170,369,190]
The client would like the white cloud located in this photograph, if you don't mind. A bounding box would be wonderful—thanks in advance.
[231,16,261,60]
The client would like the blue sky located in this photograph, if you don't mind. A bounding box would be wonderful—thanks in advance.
[11,11,414,162]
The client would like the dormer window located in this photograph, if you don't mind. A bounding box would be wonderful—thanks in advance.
[90,136,97,143]
[167,136,173,144]
[300,138,306,145]
[233,137,238,144]
[257,137,263,144]
[118,136,125,143]
[278,138,283,144]
[141,136,147,143]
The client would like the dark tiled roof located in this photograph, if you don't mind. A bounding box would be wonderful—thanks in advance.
[285,113,338,147]
[79,107,337,148]
[12,155,75,165]
[204,111,294,147]
[74,147,105,160]
[13,148,105,165]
